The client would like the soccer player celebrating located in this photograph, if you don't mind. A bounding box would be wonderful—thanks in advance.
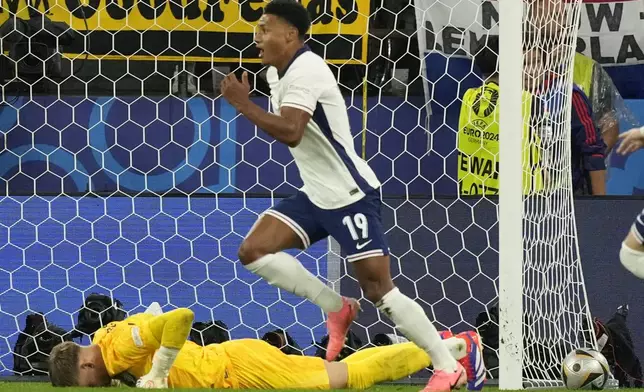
[48,308,479,389]
[219,1,481,391]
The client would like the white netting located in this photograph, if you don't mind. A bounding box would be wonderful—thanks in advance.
[0,0,595,387]
[521,0,596,386]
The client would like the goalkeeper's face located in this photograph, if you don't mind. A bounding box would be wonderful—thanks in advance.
[49,342,111,387]
[255,14,298,67]
[77,357,112,387]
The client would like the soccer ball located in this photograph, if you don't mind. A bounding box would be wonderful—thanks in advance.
[562,348,611,390]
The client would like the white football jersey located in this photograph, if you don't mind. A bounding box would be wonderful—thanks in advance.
[266,47,381,210]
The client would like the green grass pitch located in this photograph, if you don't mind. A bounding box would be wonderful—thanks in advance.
[0,384,628,392]
[0,384,419,392]
[0,384,449,392]
[0,384,427,392]
[3,383,640,392]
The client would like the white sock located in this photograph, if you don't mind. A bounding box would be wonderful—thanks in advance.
[245,252,343,313]
[376,287,458,372]
[444,336,468,360]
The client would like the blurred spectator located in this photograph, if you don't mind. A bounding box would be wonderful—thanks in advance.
[569,84,607,195]
[573,52,622,153]
[456,36,542,196]
[525,0,631,154]
[524,41,607,195]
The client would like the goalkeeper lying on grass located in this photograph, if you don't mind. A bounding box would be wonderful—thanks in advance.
[48,307,482,389]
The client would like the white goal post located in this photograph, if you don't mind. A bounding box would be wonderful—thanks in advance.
[0,0,597,388]
[413,0,596,388]
[498,0,525,388]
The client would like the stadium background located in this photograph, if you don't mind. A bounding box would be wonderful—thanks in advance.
[2,0,644,378]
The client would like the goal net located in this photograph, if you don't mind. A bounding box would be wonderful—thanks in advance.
[0,0,596,387]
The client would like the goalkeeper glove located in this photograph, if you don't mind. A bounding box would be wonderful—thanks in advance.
[135,346,179,388]
[136,374,168,389]
[145,302,163,316]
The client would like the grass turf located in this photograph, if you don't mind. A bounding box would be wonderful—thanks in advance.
[0,384,621,392]
[0,384,444,392]
[0,384,416,392]
[2,383,637,392]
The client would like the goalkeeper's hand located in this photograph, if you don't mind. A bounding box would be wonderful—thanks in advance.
[136,374,168,389]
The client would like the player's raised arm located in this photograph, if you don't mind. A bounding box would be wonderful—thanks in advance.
[221,72,309,147]
[220,0,319,148]
[136,308,194,388]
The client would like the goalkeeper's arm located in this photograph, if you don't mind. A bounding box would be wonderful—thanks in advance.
[139,308,194,386]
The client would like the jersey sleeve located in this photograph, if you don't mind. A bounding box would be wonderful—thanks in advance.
[94,314,161,376]
[280,63,329,115]
[570,89,606,172]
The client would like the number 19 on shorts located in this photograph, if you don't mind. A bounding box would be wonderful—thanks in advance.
[342,213,372,250]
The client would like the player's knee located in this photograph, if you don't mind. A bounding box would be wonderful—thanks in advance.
[238,239,267,265]
[359,278,394,304]
[353,256,394,303]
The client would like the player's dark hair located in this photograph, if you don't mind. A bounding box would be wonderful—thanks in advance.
[48,341,80,386]
[474,35,499,78]
[264,0,311,39]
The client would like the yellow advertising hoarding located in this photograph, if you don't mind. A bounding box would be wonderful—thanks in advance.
[0,0,369,63]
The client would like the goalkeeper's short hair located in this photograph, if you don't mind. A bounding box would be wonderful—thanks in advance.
[48,341,80,386]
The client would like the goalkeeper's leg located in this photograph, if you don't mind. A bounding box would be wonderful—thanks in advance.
[331,334,482,390]
[222,339,430,390]
[330,342,430,389]
[326,339,463,389]
[221,337,467,390]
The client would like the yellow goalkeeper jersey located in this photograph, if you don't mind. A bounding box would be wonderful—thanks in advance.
[93,313,235,389]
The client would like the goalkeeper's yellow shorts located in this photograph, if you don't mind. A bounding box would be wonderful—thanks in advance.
[221,339,330,389]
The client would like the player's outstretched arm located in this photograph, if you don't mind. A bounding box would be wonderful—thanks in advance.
[220,71,308,147]
[137,308,194,388]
